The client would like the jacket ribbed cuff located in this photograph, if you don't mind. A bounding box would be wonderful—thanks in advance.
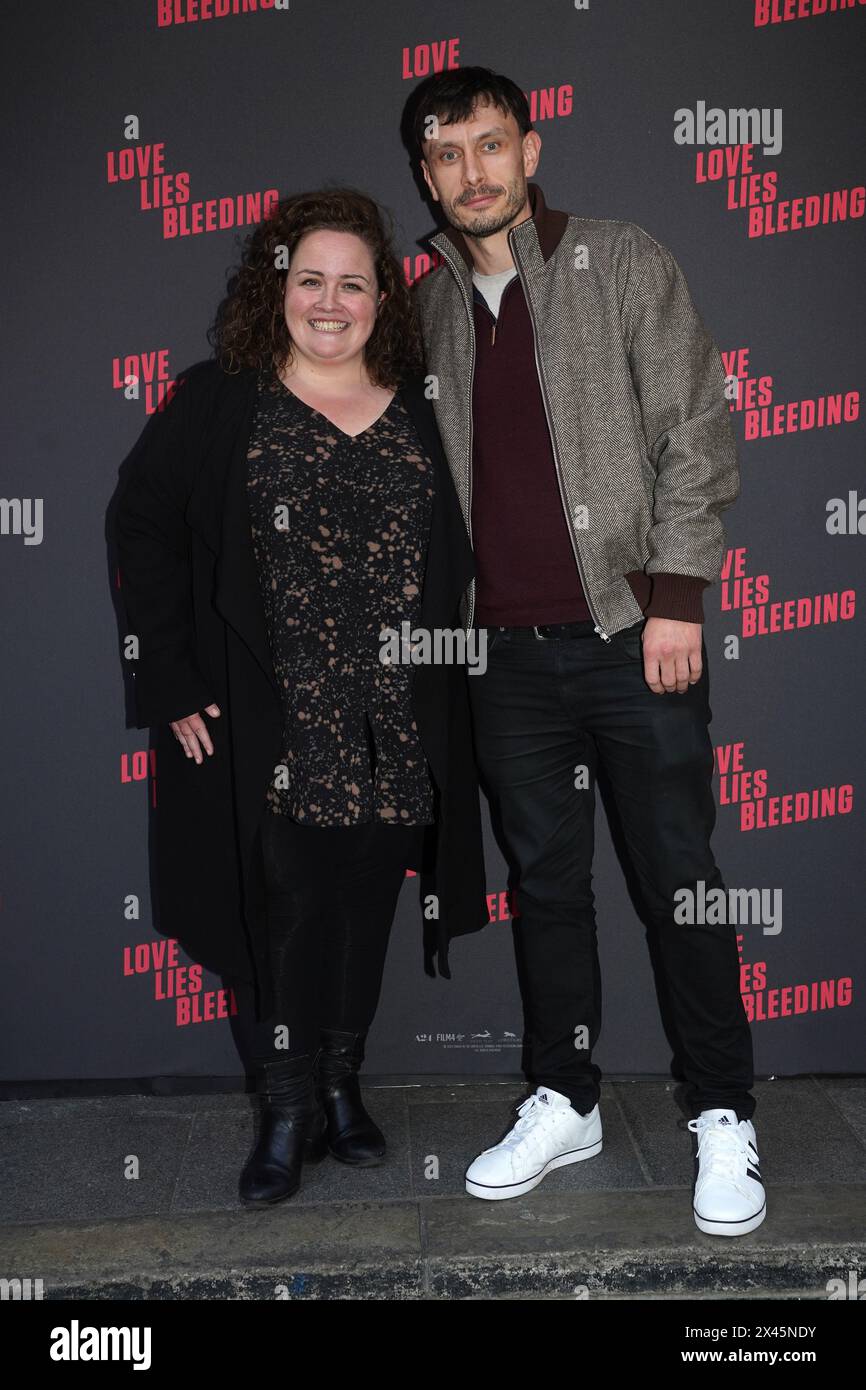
[625,571,709,624]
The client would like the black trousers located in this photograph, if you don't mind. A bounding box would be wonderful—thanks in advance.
[467,618,756,1122]
[232,815,423,1067]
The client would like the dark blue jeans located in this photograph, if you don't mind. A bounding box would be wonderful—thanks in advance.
[468,618,755,1121]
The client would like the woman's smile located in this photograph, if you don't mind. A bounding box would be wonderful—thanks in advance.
[308,318,350,332]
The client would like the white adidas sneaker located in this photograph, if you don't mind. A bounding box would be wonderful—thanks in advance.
[687,1108,766,1236]
[465,1086,603,1200]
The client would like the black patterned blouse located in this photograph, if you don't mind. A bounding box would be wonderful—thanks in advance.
[245,367,436,828]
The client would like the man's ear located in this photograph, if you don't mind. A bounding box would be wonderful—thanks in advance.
[420,158,440,203]
[522,130,542,178]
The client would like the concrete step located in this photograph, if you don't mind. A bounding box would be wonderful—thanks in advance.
[2,1184,864,1300]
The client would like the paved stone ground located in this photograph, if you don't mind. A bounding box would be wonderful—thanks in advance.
[1,1076,864,1299]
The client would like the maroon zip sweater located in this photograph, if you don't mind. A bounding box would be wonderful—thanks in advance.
[471,276,593,625]
[458,189,709,628]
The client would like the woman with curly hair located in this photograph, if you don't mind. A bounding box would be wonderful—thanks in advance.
[114,188,488,1206]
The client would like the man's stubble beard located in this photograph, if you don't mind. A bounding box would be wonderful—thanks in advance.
[444,175,529,240]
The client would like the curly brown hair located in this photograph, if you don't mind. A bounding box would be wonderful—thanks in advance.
[208,187,422,387]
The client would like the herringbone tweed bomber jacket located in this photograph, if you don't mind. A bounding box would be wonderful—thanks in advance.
[412,182,740,640]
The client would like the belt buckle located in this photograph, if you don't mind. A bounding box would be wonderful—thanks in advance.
[532,625,550,640]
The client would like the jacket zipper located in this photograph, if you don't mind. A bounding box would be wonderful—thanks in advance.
[436,243,478,635]
[466,301,477,634]
[507,229,611,642]
[436,239,609,641]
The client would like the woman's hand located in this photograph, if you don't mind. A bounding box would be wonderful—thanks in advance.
[170,704,221,763]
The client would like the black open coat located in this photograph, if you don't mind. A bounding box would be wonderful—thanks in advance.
[113,359,489,1017]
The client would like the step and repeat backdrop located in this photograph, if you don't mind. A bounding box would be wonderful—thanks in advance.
[2,0,863,1087]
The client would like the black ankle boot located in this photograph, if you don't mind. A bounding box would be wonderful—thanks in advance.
[316,1028,385,1165]
[239,1053,328,1207]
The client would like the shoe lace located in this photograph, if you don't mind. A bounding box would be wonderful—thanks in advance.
[687,1116,750,1183]
[498,1094,561,1150]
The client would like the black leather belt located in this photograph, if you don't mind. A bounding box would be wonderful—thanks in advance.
[492,620,598,641]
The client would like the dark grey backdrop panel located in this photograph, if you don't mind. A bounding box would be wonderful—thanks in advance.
[2,1,863,1084]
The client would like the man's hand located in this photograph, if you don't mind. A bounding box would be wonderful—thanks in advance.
[170,704,221,762]
[641,618,702,695]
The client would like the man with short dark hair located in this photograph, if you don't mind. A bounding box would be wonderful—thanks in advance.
[409,67,764,1236]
